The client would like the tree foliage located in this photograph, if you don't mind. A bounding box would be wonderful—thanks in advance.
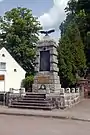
[76,0,90,67]
[21,75,34,91]
[58,0,90,86]
[0,7,42,75]
[58,21,86,87]
[65,0,77,15]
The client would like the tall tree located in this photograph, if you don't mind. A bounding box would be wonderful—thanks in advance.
[77,0,90,13]
[65,0,77,15]
[58,32,74,87]
[76,0,90,67]
[60,0,77,36]
[60,0,90,70]
[0,7,41,75]
[58,21,86,87]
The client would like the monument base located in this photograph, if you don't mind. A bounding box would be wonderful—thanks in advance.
[32,72,61,94]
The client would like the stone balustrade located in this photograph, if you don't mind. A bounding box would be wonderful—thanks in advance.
[46,87,80,109]
[5,88,26,106]
[60,87,80,108]
[5,87,80,110]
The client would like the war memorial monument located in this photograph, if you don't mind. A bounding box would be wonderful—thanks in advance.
[32,29,61,94]
[8,30,80,110]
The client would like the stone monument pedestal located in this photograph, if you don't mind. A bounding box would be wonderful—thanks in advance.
[32,35,61,94]
[33,72,61,94]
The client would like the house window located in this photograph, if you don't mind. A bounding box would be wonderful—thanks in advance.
[0,62,6,70]
[14,69,17,72]
[2,54,5,57]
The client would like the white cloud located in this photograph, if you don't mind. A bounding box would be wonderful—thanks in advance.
[0,0,4,2]
[38,0,68,29]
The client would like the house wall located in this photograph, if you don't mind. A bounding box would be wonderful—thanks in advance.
[0,48,26,92]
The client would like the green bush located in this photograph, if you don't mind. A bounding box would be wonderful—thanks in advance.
[21,75,34,91]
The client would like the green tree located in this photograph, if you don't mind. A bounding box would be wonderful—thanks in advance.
[77,0,90,14]
[60,0,90,73]
[65,0,77,15]
[0,7,41,75]
[58,21,86,87]
[60,0,77,36]
[76,0,90,68]
[21,75,34,91]
[58,33,75,87]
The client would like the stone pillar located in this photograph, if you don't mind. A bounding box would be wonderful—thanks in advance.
[71,88,75,93]
[86,73,90,97]
[77,78,88,98]
[32,35,61,93]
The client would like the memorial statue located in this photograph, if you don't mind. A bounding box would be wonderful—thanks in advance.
[40,29,55,36]
[33,29,61,93]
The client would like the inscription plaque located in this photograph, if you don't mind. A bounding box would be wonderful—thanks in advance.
[37,76,50,84]
[40,50,50,71]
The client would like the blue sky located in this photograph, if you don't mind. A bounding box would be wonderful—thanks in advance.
[0,0,53,16]
[0,0,68,41]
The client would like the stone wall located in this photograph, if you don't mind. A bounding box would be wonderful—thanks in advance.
[46,88,80,109]
[6,87,80,110]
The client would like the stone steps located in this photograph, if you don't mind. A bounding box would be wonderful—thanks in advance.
[24,93,46,99]
[10,92,53,110]
[26,92,46,95]
[23,97,45,101]
[24,95,45,98]
[12,102,51,106]
[10,104,53,110]
[18,99,48,103]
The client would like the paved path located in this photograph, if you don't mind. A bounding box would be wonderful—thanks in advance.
[0,99,90,121]
[66,99,90,120]
[0,115,90,135]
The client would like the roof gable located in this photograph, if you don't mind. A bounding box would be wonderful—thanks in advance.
[0,47,26,73]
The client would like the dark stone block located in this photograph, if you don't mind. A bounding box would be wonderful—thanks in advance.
[40,50,50,71]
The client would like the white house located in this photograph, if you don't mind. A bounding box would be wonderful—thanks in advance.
[0,47,26,92]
